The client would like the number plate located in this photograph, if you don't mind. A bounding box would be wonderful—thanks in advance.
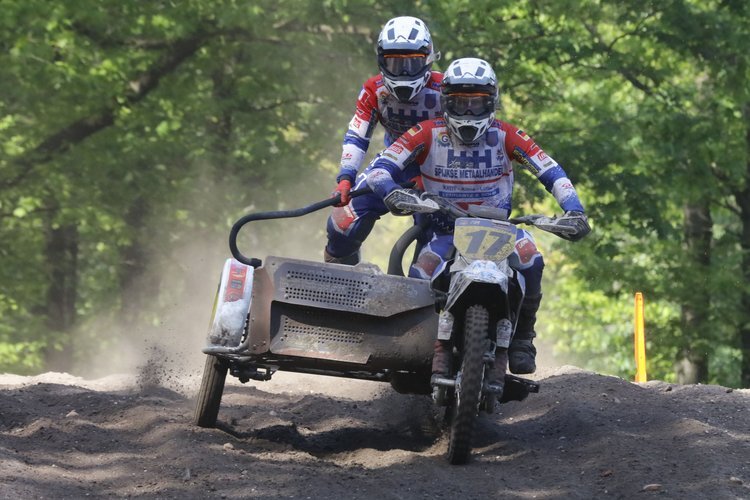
[452,218,517,261]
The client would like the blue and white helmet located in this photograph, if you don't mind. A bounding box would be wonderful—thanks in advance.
[441,58,498,144]
[376,16,440,102]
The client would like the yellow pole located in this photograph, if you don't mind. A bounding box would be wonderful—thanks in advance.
[634,292,647,382]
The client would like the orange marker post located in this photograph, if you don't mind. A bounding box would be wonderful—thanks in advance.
[634,292,647,382]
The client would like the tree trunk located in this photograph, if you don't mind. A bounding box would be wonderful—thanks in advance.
[44,220,79,372]
[675,347,708,385]
[739,104,750,388]
[740,243,750,387]
[676,200,711,384]
[119,195,158,325]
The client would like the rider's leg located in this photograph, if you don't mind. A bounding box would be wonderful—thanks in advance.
[510,291,542,374]
[508,229,545,374]
[324,190,385,265]
[409,234,457,381]
[409,233,451,279]
[325,164,423,265]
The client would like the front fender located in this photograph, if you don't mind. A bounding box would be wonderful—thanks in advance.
[444,260,509,312]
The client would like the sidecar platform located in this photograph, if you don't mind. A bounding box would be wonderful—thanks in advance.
[203,256,438,389]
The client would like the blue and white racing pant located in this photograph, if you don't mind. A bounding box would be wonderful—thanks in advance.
[325,160,422,259]
[407,229,545,296]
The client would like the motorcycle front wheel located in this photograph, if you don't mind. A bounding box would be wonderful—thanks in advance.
[447,304,490,464]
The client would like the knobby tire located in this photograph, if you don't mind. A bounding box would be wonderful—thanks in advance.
[447,304,490,464]
[193,355,228,428]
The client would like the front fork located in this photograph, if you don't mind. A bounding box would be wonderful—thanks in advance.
[432,311,510,411]
[431,340,504,412]
[431,261,517,409]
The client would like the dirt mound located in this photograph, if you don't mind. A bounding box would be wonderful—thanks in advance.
[0,368,748,499]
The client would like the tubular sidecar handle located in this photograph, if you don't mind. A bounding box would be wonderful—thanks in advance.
[229,181,415,267]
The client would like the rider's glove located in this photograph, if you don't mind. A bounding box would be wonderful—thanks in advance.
[556,211,591,241]
[383,188,422,216]
[331,178,352,207]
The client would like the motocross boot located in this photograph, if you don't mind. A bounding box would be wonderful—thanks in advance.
[486,348,508,396]
[431,340,453,406]
[323,248,360,265]
[509,293,542,374]
[430,340,452,381]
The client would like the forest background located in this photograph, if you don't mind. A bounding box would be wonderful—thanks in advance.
[1,0,748,388]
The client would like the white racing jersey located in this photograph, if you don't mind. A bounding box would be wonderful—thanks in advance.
[367,118,585,216]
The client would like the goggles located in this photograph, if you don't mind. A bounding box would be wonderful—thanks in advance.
[444,93,495,117]
[380,53,428,77]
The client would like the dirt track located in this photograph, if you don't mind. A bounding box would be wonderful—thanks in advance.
[1,364,748,500]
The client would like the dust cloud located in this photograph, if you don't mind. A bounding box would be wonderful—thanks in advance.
[69,172,354,393]
[68,148,574,397]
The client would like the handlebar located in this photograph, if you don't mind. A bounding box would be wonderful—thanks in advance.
[392,191,577,237]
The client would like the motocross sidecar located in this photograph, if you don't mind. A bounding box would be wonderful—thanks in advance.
[194,252,438,428]
[194,187,539,436]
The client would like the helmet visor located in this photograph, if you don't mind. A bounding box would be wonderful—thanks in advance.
[444,93,495,117]
[380,54,428,77]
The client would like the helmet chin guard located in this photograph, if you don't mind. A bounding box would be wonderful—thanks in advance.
[383,72,432,102]
[446,116,495,144]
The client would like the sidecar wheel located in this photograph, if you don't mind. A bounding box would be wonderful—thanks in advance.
[194,355,228,428]
[447,304,489,465]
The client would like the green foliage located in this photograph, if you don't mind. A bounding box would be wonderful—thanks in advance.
[426,0,750,386]
[0,0,385,372]
[0,341,46,374]
[1,0,748,386]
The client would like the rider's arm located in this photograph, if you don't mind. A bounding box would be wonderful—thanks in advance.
[367,122,432,198]
[504,123,585,213]
[337,78,380,183]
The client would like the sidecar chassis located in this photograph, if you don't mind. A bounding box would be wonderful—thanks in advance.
[203,256,438,388]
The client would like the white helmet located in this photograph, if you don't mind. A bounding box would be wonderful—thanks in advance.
[441,58,498,144]
[376,16,440,102]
